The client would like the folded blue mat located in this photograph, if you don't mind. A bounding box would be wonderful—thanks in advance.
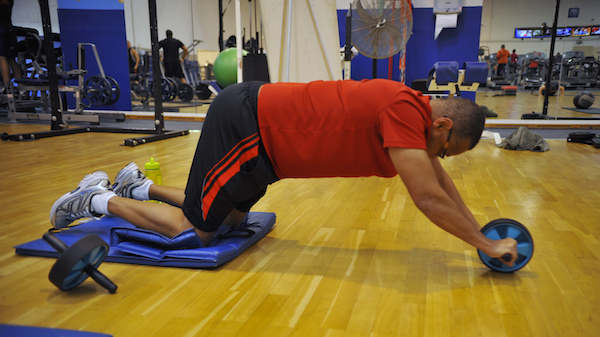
[14,212,276,268]
[0,324,111,337]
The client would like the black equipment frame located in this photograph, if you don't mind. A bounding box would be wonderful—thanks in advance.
[1,0,189,146]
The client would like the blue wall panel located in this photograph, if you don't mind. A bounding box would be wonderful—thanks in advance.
[57,7,131,111]
[57,0,125,10]
[337,6,483,101]
[405,7,483,101]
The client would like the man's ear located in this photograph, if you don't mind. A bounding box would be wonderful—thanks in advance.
[432,117,453,130]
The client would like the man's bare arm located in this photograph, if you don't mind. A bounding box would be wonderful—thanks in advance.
[430,157,481,232]
[388,147,517,264]
[181,45,189,62]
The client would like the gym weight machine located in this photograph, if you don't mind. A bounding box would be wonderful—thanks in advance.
[1,0,189,146]
[7,37,124,124]
[559,50,597,89]
[522,0,600,120]
[130,51,214,109]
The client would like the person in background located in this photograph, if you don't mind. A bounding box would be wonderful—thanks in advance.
[555,52,562,64]
[496,44,510,77]
[510,49,518,64]
[0,0,22,89]
[127,40,140,75]
[158,30,188,84]
[508,49,519,78]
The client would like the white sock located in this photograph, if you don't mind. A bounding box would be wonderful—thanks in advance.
[132,179,154,201]
[91,191,117,215]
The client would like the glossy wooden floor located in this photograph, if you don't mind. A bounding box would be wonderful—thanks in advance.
[476,87,600,120]
[1,91,600,337]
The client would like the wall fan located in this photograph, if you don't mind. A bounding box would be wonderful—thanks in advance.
[350,0,413,78]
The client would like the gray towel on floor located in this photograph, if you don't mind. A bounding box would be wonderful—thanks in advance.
[496,126,550,152]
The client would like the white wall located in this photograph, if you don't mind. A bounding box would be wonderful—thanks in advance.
[11,0,60,34]
[124,0,257,56]
[481,0,600,57]
[9,0,340,83]
[125,0,342,82]
[10,0,599,69]
[261,0,342,82]
[11,0,258,58]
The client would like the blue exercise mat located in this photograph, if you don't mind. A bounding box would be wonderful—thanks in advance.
[14,212,276,268]
[0,324,111,337]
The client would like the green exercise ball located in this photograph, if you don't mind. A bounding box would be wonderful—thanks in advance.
[213,47,248,89]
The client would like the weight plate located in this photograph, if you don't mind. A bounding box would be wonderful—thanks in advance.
[105,76,121,105]
[196,83,212,100]
[165,78,178,101]
[48,234,109,291]
[83,76,112,106]
[477,218,534,273]
[149,80,157,97]
[178,83,194,101]
[157,78,174,102]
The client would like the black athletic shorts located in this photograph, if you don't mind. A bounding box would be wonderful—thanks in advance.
[182,81,279,233]
[0,25,15,58]
[163,58,184,78]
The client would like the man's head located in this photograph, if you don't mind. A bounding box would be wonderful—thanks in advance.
[427,98,485,158]
[166,30,173,38]
[501,44,505,49]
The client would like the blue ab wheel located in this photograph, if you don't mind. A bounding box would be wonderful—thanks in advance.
[48,234,115,292]
[478,218,534,273]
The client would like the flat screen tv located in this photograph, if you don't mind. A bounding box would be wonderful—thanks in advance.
[555,27,572,37]
[515,28,532,38]
[572,27,591,37]
[532,28,551,38]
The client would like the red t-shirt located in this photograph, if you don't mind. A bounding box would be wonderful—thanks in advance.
[257,79,432,179]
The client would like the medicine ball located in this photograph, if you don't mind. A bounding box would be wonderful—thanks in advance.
[213,48,248,89]
[573,91,595,109]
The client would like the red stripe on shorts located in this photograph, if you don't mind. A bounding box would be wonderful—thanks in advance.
[201,134,260,220]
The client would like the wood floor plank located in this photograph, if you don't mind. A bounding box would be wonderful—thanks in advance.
[2,90,600,336]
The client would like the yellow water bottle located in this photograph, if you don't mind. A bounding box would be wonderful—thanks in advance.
[145,157,163,185]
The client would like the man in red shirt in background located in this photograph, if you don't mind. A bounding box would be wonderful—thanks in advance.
[50,80,518,268]
[496,44,510,77]
[510,49,518,64]
[508,49,519,78]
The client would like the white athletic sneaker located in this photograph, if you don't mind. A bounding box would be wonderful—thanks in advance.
[112,162,152,199]
[49,171,113,229]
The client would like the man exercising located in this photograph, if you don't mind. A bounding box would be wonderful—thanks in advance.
[50,79,518,266]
